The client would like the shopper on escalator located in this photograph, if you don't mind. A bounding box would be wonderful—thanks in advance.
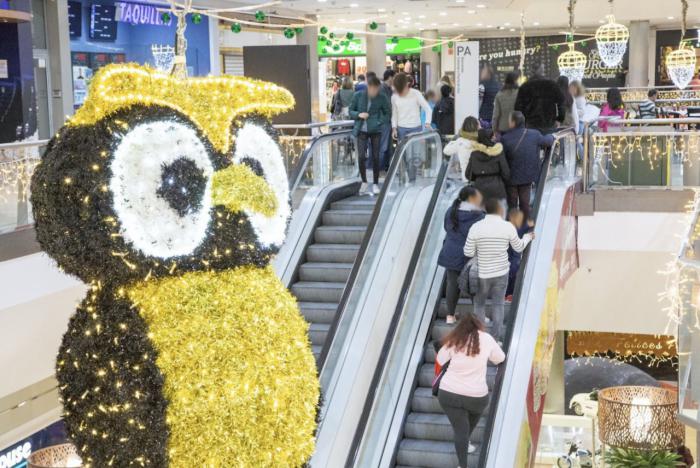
[349,76,391,195]
[464,198,533,341]
[435,313,505,467]
[437,187,485,325]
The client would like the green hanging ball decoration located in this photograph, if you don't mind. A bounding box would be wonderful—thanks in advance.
[346,32,354,40]
[318,35,326,41]
[255,10,266,22]
[231,22,242,33]
[191,12,202,24]
[391,36,399,44]
[369,21,378,30]
[295,27,304,34]
[161,12,171,23]
[432,45,439,52]
[325,40,332,46]
[419,40,425,46]
[284,28,295,39]
[340,40,348,46]
[320,26,329,34]
[581,40,587,47]
[447,41,454,48]
[333,44,340,51]
[329,32,335,39]
[553,44,560,51]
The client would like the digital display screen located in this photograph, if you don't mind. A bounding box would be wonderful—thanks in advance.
[89,4,118,41]
[68,1,82,38]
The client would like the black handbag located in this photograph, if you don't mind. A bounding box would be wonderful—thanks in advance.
[432,359,451,396]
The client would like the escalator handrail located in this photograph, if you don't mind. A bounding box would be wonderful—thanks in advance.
[287,128,356,192]
[344,157,451,467]
[477,128,577,467]
[317,130,443,371]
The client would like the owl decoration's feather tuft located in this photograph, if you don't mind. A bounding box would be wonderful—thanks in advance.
[32,64,318,467]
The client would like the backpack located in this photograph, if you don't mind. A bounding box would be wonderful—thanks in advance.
[457,257,479,297]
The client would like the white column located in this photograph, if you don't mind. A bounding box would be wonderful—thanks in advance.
[43,0,74,130]
[627,20,651,87]
[208,17,221,76]
[420,29,440,91]
[365,23,386,76]
[297,19,320,122]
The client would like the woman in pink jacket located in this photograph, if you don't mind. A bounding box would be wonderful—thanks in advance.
[436,313,505,467]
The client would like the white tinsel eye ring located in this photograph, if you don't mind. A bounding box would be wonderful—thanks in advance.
[110,120,214,259]
[233,123,290,248]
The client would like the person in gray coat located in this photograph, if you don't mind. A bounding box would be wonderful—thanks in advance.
[492,71,519,137]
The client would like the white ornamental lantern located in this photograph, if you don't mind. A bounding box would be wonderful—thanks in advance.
[666,44,697,90]
[558,43,587,83]
[595,14,629,67]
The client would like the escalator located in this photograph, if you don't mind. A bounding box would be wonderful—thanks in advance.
[347,129,580,468]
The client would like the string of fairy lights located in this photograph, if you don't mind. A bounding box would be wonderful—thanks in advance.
[592,132,700,171]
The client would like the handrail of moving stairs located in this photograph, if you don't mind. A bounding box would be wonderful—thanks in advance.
[478,128,577,467]
[287,128,356,191]
[343,155,451,467]
[316,130,442,372]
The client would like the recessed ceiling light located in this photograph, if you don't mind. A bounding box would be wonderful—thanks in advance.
[456,0,465,3]
[509,28,515,31]
[598,19,605,24]
[476,4,486,8]
[667,16,674,20]
[533,21,540,26]
[349,2,358,6]
[440,11,447,16]
[431,22,437,26]
[378,7,385,12]
[418,14,426,18]
[452,23,459,26]
[504,22,510,26]
[317,0,327,2]
[467,10,476,14]
[476,22,483,26]
[487,24,493,28]
[402,11,409,15]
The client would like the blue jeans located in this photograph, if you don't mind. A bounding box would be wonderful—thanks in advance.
[397,126,423,181]
[380,125,392,170]
[474,273,508,341]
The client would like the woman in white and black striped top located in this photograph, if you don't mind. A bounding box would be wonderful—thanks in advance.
[463,199,532,340]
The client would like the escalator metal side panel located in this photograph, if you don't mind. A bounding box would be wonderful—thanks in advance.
[274,180,359,286]
[311,184,436,467]
[352,185,458,468]
[485,180,580,468]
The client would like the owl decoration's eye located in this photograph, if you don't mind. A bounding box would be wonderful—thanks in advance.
[232,122,290,248]
[110,120,214,259]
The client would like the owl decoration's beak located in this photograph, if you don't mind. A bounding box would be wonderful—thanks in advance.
[211,164,277,217]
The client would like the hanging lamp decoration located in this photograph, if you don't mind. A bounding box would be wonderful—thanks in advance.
[595,0,629,67]
[666,0,696,89]
[558,0,587,83]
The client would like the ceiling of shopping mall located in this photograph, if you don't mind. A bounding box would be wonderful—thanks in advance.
[216,0,700,36]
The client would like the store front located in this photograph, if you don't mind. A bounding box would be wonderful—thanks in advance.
[318,36,424,112]
[68,0,211,108]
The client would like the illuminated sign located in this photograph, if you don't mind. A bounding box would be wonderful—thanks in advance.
[0,442,31,468]
[115,1,172,26]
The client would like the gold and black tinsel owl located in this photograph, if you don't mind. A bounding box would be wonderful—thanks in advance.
[30,64,319,467]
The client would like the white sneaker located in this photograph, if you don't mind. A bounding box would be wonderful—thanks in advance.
[359,183,368,195]
[372,184,380,195]
[468,443,477,454]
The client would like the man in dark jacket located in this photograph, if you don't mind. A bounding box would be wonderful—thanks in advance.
[479,63,500,127]
[500,111,554,221]
[514,76,566,134]
[432,84,455,138]
[465,131,510,203]
[349,76,391,195]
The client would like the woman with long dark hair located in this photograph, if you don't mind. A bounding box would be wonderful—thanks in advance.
[492,71,520,136]
[437,187,484,324]
[436,313,505,466]
[599,87,625,132]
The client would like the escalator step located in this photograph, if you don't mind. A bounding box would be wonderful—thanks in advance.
[322,210,373,226]
[330,196,377,211]
[298,302,338,323]
[314,225,366,244]
[299,262,353,282]
[308,323,331,345]
[306,244,360,263]
[404,412,486,443]
[291,281,345,303]
[396,438,480,467]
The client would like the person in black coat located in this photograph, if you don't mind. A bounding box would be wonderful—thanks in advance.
[514,76,566,134]
[500,111,554,221]
[437,186,485,323]
[432,85,455,138]
[465,131,510,204]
